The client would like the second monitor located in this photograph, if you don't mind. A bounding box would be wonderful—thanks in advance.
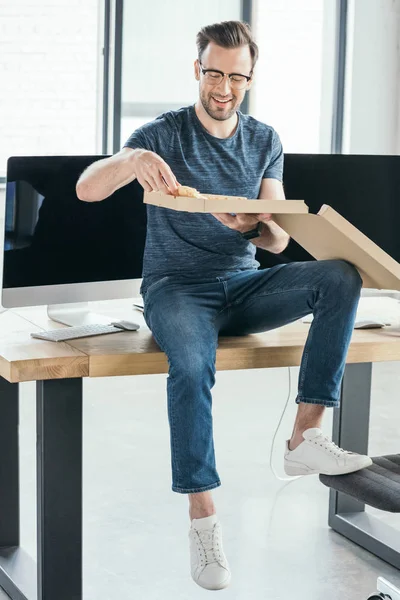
[3,155,147,324]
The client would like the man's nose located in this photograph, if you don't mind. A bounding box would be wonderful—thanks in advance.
[215,75,231,96]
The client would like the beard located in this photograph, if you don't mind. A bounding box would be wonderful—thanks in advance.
[200,88,241,121]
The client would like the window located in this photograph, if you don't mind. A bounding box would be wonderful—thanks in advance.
[0,0,101,178]
[120,0,242,146]
[251,0,337,153]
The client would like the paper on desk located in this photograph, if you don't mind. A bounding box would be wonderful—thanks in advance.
[302,297,400,327]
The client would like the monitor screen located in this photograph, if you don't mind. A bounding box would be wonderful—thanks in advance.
[3,156,147,291]
[279,154,400,266]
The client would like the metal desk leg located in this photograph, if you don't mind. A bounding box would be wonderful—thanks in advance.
[0,377,34,600]
[329,362,400,569]
[37,378,83,600]
[0,377,19,547]
[0,377,83,600]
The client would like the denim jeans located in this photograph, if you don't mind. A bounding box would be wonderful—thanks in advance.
[142,260,362,494]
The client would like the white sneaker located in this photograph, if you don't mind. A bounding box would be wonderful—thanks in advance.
[189,514,231,591]
[284,427,373,476]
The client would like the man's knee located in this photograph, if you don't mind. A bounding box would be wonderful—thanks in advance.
[324,260,362,292]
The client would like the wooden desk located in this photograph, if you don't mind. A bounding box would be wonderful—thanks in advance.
[1,308,399,600]
[3,308,400,381]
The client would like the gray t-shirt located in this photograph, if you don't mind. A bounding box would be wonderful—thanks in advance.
[123,105,283,293]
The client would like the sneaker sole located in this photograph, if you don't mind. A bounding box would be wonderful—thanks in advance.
[284,463,317,476]
[193,572,231,591]
[284,457,373,477]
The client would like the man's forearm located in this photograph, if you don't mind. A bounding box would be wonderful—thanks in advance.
[251,220,290,254]
[76,149,138,202]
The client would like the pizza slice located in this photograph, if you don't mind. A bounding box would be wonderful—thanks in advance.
[175,185,206,199]
[175,186,247,202]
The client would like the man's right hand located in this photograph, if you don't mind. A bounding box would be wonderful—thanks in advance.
[131,149,179,195]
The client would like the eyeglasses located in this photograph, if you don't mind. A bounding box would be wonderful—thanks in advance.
[199,62,252,90]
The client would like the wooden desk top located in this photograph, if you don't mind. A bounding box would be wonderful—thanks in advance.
[0,311,88,382]
[1,305,400,383]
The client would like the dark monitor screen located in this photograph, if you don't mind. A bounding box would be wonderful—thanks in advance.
[278,154,400,267]
[4,156,147,288]
[4,154,400,289]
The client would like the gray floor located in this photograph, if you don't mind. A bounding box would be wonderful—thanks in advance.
[1,359,399,599]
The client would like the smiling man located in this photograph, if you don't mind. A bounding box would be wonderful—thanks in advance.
[76,20,372,591]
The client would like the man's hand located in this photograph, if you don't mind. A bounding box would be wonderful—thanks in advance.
[131,149,179,195]
[211,212,273,233]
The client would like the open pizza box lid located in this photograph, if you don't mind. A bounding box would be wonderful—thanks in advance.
[274,205,400,290]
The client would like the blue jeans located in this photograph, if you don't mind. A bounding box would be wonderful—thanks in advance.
[142,260,362,494]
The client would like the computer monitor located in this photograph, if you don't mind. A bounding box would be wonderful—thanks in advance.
[3,156,147,325]
[280,154,400,265]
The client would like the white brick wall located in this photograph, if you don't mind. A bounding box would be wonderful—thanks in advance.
[0,0,100,177]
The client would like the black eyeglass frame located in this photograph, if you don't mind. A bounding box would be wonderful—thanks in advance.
[198,62,253,87]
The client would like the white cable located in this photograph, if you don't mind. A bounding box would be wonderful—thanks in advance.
[269,366,301,482]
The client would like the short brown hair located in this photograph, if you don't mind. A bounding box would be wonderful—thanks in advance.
[196,21,259,73]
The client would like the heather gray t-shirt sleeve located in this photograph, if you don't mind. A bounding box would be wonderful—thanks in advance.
[263,130,283,181]
[124,115,180,154]
[125,129,153,152]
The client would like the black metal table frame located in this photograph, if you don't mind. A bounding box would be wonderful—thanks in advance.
[0,378,82,600]
[330,362,400,570]
[0,363,397,599]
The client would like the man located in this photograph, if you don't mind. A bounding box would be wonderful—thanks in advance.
[76,21,372,591]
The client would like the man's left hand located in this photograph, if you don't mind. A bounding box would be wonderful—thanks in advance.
[211,212,273,233]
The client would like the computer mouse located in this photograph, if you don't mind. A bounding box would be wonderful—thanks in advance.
[111,320,140,331]
[354,320,388,329]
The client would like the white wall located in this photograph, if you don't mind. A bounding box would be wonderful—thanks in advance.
[344,0,400,154]
[0,0,100,177]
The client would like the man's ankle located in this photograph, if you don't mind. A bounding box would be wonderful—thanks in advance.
[189,507,216,521]
[289,433,305,451]
[189,491,216,521]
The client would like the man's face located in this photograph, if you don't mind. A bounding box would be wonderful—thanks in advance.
[195,42,253,122]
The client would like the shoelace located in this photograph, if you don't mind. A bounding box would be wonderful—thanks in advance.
[196,526,222,567]
[313,435,352,457]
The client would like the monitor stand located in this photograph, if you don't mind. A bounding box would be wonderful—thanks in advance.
[47,303,113,327]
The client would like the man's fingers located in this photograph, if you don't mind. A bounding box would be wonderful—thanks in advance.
[239,213,259,223]
[159,164,178,193]
[138,176,152,192]
[257,213,273,221]
[154,172,170,195]
[146,175,159,191]
[161,176,178,195]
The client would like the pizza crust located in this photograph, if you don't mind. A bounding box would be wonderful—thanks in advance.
[176,185,204,198]
[175,186,247,202]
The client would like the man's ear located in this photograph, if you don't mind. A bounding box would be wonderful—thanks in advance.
[246,75,254,92]
[194,59,200,81]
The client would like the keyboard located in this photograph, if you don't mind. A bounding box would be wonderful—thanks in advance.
[31,323,124,342]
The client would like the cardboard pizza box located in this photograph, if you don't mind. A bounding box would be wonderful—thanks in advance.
[274,205,400,290]
[143,191,309,214]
